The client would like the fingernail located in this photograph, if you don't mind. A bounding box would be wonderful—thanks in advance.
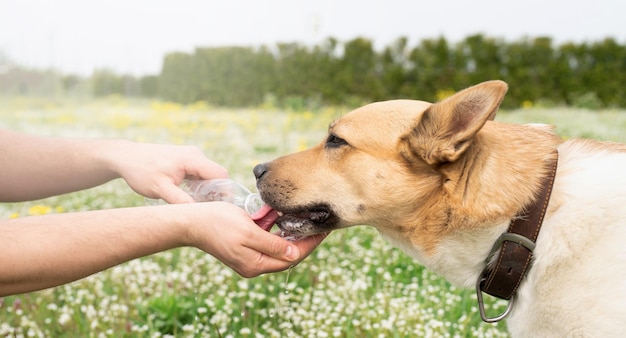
[285,245,299,260]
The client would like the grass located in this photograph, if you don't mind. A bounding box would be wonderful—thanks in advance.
[1,96,625,337]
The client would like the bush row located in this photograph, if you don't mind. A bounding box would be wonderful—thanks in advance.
[3,34,625,109]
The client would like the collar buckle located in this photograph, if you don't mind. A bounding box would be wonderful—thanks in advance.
[476,232,535,323]
[488,232,536,259]
[476,277,515,323]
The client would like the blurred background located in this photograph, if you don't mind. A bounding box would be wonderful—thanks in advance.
[1,2,625,336]
[1,0,625,109]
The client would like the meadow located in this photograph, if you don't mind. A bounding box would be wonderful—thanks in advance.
[2,96,626,338]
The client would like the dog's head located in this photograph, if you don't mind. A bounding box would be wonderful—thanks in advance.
[254,80,512,248]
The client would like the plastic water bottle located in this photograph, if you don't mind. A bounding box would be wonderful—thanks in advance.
[179,178,265,215]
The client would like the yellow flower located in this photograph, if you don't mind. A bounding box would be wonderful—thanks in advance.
[150,101,182,114]
[436,89,456,101]
[108,113,133,129]
[9,212,20,219]
[28,205,52,216]
[522,100,534,109]
[188,100,209,111]
[302,111,314,121]
[297,138,309,152]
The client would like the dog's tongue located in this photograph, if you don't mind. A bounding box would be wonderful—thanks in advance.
[251,204,279,232]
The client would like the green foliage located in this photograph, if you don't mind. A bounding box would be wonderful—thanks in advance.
[91,69,145,97]
[2,35,625,108]
[155,35,626,109]
[0,67,64,96]
[137,292,202,335]
[159,52,197,104]
[571,92,604,110]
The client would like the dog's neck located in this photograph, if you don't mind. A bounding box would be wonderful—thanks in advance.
[381,221,511,287]
[387,121,563,288]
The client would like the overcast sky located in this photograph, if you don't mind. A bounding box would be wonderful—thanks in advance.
[1,0,624,76]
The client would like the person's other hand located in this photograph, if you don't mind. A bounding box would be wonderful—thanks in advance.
[108,142,228,204]
[182,202,328,277]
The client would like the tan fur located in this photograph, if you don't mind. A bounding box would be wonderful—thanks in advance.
[254,80,626,335]
[258,81,560,253]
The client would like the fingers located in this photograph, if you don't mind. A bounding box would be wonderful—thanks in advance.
[291,232,329,258]
[182,200,328,278]
[168,159,227,203]
[198,160,229,179]
[183,150,229,180]
[246,229,301,262]
[238,230,330,277]
[158,184,194,204]
[119,143,230,202]
[253,231,329,261]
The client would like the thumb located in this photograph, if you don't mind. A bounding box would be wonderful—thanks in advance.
[186,159,229,180]
[250,230,301,262]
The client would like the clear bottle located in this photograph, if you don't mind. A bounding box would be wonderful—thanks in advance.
[179,178,265,215]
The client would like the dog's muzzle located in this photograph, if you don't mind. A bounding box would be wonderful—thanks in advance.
[253,162,337,236]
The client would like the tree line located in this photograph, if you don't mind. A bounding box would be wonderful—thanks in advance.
[3,34,625,109]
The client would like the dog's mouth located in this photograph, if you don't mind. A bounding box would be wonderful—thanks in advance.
[251,203,335,239]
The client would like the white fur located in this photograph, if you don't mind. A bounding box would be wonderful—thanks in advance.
[383,139,626,336]
[509,140,626,336]
[379,222,508,287]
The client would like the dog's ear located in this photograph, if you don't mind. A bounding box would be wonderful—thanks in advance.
[403,80,508,166]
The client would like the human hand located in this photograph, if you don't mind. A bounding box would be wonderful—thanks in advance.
[106,141,228,204]
[182,202,328,277]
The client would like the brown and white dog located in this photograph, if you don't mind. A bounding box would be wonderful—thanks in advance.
[253,80,626,336]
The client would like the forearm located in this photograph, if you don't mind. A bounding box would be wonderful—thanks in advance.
[0,129,127,201]
[0,205,188,296]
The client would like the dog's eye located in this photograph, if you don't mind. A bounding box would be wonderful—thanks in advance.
[325,133,348,148]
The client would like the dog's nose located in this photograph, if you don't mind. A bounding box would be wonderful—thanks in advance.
[253,163,268,180]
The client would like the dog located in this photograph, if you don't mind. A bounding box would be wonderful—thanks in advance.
[253,80,626,336]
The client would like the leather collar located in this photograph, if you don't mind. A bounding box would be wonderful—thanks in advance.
[476,149,559,322]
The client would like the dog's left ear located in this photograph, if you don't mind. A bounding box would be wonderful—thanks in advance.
[402,80,508,166]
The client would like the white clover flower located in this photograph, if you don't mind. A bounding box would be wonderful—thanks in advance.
[381,318,394,330]
[239,327,252,335]
[2,105,514,338]
[237,280,249,290]
[58,313,71,326]
[315,330,329,338]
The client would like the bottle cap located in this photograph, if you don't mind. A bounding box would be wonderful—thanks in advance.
[243,193,266,215]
